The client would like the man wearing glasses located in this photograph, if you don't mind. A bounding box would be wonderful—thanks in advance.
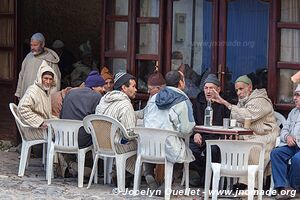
[270,85,300,199]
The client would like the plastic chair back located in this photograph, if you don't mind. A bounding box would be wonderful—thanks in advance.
[206,140,265,176]
[133,127,177,163]
[47,119,83,153]
[9,103,30,141]
[83,114,128,155]
[274,111,286,127]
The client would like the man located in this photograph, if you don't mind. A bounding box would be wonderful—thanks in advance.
[154,70,195,162]
[15,33,61,99]
[52,39,75,88]
[189,73,230,187]
[95,72,137,175]
[135,72,166,189]
[18,60,57,140]
[100,67,114,92]
[70,41,98,87]
[270,85,300,199]
[211,74,279,188]
[58,70,105,177]
[60,70,105,148]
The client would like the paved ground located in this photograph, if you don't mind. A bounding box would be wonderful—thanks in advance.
[0,149,298,200]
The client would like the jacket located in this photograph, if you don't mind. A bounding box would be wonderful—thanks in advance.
[155,86,196,163]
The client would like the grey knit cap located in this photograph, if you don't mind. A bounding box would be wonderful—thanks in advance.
[203,74,220,87]
[114,72,135,90]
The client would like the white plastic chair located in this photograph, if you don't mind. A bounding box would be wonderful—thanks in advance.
[46,119,92,187]
[204,140,265,200]
[133,127,190,200]
[9,103,47,177]
[83,114,137,192]
[269,111,287,193]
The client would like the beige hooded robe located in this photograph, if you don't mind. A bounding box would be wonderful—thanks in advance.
[15,47,61,99]
[17,60,57,140]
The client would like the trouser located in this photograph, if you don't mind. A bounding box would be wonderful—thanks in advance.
[270,145,300,190]
[189,141,220,185]
[78,127,92,149]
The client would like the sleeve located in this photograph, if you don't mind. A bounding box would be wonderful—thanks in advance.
[169,100,195,138]
[280,110,293,143]
[231,98,272,123]
[18,92,44,128]
[120,104,137,139]
[15,60,26,98]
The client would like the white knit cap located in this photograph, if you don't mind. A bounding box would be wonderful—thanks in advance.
[52,40,64,49]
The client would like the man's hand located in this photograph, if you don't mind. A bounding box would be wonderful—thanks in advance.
[211,88,224,104]
[194,133,202,145]
[286,135,296,147]
[40,122,48,129]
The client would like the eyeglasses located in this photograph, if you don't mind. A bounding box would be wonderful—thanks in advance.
[294,93,300,97]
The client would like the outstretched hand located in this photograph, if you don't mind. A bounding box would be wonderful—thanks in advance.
[210,88,224,104]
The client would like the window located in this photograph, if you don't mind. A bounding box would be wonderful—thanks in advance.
[102,0,165,95]
[0,0,16,80]
[269,0,300,109]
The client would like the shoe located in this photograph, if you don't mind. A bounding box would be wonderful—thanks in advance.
[155,182,165,197]
[189,178,201,187]
[275,187,295,200]
[68,161,92,178]
[145,175,159,190]
[232,183,247,192]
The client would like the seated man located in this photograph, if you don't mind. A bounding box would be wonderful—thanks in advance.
[211,75,279,189]
[135,72,166,189]
[101,66,114,93]
[61,70,105,148]
[189,73,230,186]
[18,60,57,140]
[95,72,138,175]
[59,70,105,177]
[270,85,300,198]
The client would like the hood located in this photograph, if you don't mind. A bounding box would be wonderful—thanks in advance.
[155,86,188,110]
[242,88,272,105]
[35,60,57,89]
[35,47,60,64]
[101,90,130,104]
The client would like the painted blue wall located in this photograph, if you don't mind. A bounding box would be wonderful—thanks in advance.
[226,0,269,81]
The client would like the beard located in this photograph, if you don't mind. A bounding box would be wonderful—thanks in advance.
[31,48,43,55]
[43,85,51,91]
[238,95,249,105]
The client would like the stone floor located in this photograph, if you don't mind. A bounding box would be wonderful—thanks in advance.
[0,149,297,200]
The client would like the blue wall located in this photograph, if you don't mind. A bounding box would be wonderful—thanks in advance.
[226,0,269,80]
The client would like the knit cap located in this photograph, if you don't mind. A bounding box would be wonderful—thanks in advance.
[235,75,252,85]
[79,40,92,58]
[114,72,135,90]
[85,71,105,88]
[203,74,220,87]
[147,72,166,86]
[31,33,45,44]
[52,40,64,49]
[101,67,113,81]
